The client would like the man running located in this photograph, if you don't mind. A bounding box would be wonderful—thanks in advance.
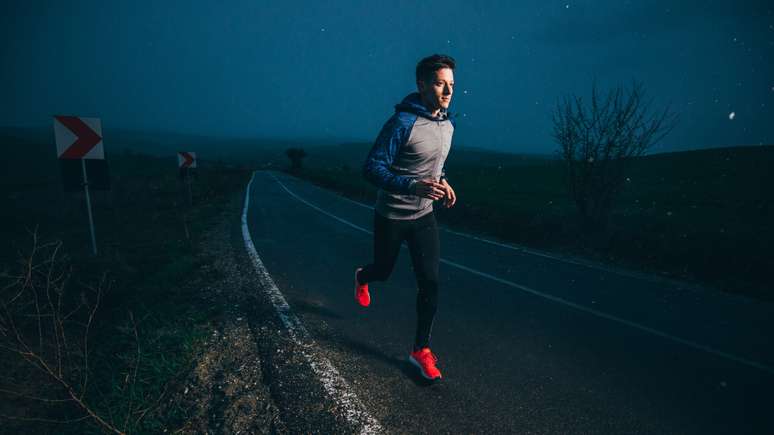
[354,54,457,381]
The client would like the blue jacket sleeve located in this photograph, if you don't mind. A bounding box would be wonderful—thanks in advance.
[362,113,416,194]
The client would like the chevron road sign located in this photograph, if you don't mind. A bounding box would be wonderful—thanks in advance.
[177,151,197,205]
[178,151,197,168]
[53,115,107,255]
[54,116,104,160]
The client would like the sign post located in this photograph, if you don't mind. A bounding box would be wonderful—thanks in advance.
[81,159,97,255]
[178,151,197,206]
[54,115,104,255]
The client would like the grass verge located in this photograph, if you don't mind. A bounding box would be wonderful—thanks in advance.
[0,143,253,433]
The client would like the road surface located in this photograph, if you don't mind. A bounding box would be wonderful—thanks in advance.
[244,169,774,434]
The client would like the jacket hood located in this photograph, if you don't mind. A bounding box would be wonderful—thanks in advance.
[394,92,451,121]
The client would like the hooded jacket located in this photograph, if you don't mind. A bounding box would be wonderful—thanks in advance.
[362,92,455,220]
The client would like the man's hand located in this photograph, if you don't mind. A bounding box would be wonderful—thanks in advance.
[412,179,446,201]
[440,178,456,208]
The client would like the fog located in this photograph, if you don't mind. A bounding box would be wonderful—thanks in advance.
[2,0,772,154]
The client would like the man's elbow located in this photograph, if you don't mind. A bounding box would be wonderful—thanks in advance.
[363,162,385,189]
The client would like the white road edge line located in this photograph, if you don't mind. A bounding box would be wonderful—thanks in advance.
[242,172,383,434]
[268,171,774,376]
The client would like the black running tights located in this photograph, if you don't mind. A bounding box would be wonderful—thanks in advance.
[357,210,440,350]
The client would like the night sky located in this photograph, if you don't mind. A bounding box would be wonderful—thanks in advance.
[2,1,773,154]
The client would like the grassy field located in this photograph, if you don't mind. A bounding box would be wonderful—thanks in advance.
[1,128,771,430]
[0,132,253,432]
[286,142,774,302]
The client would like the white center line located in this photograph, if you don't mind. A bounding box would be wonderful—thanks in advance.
[267,171,774,376]
[277,173,677,284]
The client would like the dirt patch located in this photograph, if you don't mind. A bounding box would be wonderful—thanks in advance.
[164,185,373,434]
[162,195,287,434]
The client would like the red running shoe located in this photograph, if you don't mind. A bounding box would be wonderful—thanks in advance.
[409,347,442,380]
[354,267,370,307]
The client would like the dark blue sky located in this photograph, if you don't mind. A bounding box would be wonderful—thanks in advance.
[2,1,772,154]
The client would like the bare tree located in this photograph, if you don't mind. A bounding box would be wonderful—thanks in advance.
[285,147,307,172]
[551,80,678,230]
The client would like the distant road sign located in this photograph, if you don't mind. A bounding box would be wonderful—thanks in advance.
[53,116,104,160]
[178,151,197,169]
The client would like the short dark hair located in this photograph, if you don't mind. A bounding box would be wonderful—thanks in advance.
[415,54,456,84]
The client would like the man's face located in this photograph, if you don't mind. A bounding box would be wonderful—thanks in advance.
[418,67,454,112]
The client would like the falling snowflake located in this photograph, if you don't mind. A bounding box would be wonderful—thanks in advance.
[728,112,735,120]
[321,28,326,32]
[565,4,570,8]
[587,156,594,163]
[463,90,468,94]
[667,211,673,216]
[626,177,631,182]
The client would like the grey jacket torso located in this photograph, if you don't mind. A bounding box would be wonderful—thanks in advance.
[375,114,454,220]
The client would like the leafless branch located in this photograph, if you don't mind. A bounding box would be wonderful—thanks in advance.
[0,413,91,424]
[0,230,125,434]
[551,80,678,229]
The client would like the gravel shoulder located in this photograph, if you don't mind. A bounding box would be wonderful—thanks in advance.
[163,191,365,434]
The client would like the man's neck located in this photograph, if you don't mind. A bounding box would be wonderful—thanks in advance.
[419,94,441,117]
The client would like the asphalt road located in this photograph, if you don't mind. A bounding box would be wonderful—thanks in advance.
[245,170,774,434]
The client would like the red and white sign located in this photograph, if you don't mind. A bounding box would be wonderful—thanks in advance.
[178,151,197,169]
[53,116,104,160]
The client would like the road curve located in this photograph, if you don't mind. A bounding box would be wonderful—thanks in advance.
[245,169,774,435]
